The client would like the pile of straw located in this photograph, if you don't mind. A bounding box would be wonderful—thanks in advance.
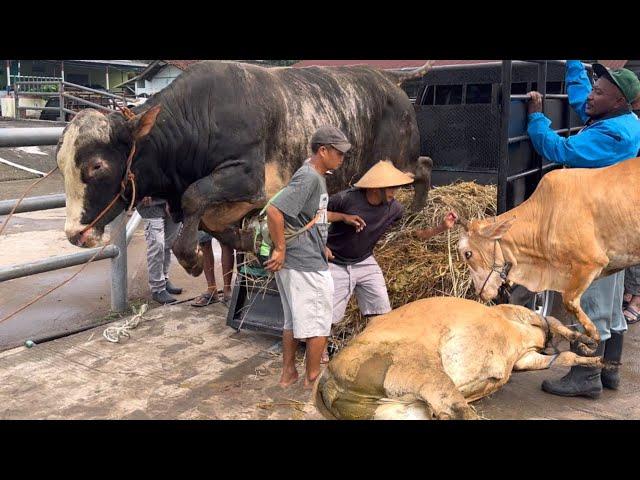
[328,181,497,353]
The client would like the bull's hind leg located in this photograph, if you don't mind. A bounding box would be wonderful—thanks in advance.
[383,354,478,420]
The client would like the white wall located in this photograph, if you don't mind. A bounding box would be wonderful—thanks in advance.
[135,65,184,96]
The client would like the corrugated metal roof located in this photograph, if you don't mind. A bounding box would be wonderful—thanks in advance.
[72,60,149,68]
[292,60,497,69]
[163,60,202,70]
[293,60,632,71]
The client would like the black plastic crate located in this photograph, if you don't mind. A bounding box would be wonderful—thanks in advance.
[225,257,284,337]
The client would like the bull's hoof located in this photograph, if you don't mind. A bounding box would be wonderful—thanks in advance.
[177,247,204,277]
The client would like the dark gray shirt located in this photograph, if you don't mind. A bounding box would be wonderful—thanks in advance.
[270,163,329,271]
[327,188,403,265]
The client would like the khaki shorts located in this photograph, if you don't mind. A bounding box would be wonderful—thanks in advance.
[275,268,334,339]
[329,255,391,324]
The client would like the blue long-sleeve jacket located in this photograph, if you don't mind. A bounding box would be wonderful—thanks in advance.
[527,60,640,168]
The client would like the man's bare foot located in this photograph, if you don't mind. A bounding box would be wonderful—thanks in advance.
[304,374,320,390]
[279,369,299,388]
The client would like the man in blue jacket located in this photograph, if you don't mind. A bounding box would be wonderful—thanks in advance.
[527,61,640,398]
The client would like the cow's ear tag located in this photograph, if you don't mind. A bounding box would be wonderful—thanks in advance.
[131,104,161,141]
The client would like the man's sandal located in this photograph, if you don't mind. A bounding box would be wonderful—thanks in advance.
[191,291,219,307]
[623,305,640,325]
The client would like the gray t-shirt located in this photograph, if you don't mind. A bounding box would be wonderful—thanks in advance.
[270,163,329,271]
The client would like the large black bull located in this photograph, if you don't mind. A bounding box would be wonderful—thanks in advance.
[56,60,432,275]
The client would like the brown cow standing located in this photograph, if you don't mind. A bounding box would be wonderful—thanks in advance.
[457,157,640,350]
[313,297,601,420]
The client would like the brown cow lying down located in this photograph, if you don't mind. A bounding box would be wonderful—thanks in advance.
[313,297,602,420]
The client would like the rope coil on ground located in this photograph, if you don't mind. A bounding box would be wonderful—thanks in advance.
[103,303,150,343]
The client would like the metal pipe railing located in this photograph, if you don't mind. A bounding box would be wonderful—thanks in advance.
[0,194,65,215]
[0,245,120,282]
[0,124,141,313]
[0,127,65,147]
[62,81,125,101]
[61,93,115,113]
[0,209,142,311]
[17,106,61,112]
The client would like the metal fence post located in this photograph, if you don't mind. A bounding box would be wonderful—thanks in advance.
[110,211,128,313]
[59,81,64,122]
[13,81,19,119]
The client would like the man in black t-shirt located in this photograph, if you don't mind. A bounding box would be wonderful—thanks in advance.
[324,160,456,361]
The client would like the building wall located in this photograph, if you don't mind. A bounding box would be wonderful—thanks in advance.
[136,65,184,95]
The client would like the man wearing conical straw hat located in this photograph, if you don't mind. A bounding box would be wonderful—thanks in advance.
[323,159,457,362]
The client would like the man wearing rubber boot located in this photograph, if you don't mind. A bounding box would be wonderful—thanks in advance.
[526,60,640,397]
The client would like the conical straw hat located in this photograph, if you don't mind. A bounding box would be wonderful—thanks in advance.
[353,160,415,188]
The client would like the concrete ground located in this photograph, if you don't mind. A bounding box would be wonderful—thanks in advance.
[0,302,322,420]
[1,299,639,420]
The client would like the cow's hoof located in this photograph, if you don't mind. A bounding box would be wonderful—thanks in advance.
[575,341,598,357]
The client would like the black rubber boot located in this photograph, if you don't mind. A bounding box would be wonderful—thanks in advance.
[541,341,605,399]
[601,332,623,390]
[152,289,177,305]
[165,279,183,295]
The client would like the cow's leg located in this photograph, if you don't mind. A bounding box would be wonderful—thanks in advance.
[383,355,478,420]
[538,315,599,352]
[562,269,602,352]
[513,351,603,371]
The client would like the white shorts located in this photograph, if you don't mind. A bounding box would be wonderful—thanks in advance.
[275,268,334,339]
[329,255,391,324]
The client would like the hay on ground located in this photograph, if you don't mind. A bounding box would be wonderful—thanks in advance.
[329,181,497,353]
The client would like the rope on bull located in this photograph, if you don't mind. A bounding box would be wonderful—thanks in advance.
[103,303,151,343]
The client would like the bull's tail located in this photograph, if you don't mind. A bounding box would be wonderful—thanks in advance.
[384,61,433,86]
[311,368,338,420]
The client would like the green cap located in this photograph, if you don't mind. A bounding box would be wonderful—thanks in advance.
[593,63,640,103]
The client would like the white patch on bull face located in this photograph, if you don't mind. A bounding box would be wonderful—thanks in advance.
[56,110,112,245]
[57,122,87,242]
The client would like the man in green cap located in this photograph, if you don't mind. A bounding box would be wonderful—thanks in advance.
[526,61,640,398]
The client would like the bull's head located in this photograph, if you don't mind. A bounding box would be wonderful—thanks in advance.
[457,216,516,301]
[56,105,161,247]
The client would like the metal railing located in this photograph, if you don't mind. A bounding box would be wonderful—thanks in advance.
[0,128,141,312]
[12,77,134,121]
[497,60,587,213]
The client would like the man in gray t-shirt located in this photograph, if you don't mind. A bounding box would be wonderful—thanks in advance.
[265,125,351,389]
